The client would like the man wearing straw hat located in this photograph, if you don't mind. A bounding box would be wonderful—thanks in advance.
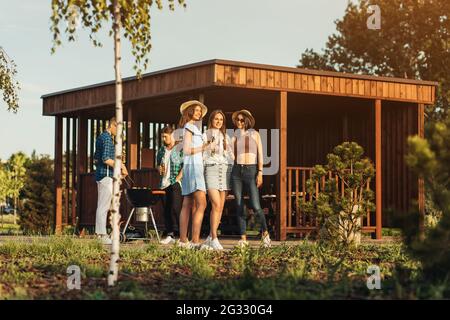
[93,117,128,245]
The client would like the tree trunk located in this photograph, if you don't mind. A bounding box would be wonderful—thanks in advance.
[108,0,123,287]
[14,195,17,225]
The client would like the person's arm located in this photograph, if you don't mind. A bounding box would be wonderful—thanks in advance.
[104,159,114,168]
[101,136,115,168]
[156,147,164,167]
[226,134,235,163]
[183,126,209,155]
[256,131,263,188]
[176,168,183,183]
[102,136,127,176]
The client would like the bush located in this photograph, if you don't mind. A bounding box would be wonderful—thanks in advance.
[405,115,450,281]
[299,142,375,247]
[19,154,54,235]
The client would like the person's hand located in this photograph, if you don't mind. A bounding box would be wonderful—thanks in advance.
[202,141,211,151]
[210,140,218,152]
[256,171,263,188]
[121,164,128,177]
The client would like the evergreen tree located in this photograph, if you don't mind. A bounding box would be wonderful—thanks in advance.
[20,154,54,235]
[405,115,450,281]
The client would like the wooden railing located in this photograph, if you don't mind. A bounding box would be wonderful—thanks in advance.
[285,167,376,235]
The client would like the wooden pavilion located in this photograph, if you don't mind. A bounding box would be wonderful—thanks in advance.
[41,59,437,240]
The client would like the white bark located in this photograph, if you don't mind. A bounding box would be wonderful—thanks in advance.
[107,0,123,286]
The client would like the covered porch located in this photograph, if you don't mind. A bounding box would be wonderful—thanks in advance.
[41,59,436,240]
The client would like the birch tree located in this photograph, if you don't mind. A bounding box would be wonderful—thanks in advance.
[0,47,20,112]
[50,0,186,286]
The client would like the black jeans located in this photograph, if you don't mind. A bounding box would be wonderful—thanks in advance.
[162,182,182,235]
[231,164,268,235]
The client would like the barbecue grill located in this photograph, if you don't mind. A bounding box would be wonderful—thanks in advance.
[121,177,165,242]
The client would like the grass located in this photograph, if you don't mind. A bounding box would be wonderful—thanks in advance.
[1,236,447,300]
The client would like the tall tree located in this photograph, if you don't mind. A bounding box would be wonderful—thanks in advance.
[299,0,450,120]
[0,47,20,112]
[50,0,186,286]
[6,152,27,225]
[0,163,9,209]
[20,154,55,235]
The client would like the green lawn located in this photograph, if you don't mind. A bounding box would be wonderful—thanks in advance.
[1,236,447,300]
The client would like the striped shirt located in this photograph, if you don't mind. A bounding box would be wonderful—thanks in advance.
[94,131,115,182]
[156,145,184,189]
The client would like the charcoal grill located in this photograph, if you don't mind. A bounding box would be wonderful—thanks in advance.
[121,177,165,242]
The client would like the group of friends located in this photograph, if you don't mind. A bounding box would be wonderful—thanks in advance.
[94,100,271,249]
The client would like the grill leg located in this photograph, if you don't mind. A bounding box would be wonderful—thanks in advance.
[122,208,135,237]
[149,207,160,242]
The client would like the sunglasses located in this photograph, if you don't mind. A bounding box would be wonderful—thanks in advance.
[236,118,245,123]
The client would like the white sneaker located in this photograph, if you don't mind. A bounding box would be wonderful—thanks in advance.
[191,242,202,250]
[160,235,176,245]
[98,235,112,245]
[236,239,249,248]
[210,238,223,250]
[200,236,213,250]
[176,240,192,249]
[261,233,271,248]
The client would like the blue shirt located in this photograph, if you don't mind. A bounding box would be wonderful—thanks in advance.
[94,131,115,181]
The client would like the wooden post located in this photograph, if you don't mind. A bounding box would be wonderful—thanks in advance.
[276,91,288,241]
[137,122,142,169]
[71,117,77,225]
[54,116,63,235]
[418,103,425,239]
[89,119,94,172]
[76,116,88,227]
[65,117,70,226]
[143,122,149,148]
[127,107,138,170]
[375,99,382,239]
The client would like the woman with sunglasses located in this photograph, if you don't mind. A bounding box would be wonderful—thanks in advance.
[231,109,271,248]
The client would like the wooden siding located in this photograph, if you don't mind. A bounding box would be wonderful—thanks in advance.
[214,63,436,105]
[42,60,436,116]
[286,96,420,228]
[43,64,214,115]
[381,101,421,224]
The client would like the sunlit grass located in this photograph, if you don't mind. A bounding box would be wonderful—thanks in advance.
[0,236,445,299]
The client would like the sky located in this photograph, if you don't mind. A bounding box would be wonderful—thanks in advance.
[0,0,349,160]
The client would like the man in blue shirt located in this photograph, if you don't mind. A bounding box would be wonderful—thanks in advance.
[94,117,128,245]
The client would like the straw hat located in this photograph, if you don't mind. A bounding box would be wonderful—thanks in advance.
[232,109,255,128]
[179,100,208,118]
